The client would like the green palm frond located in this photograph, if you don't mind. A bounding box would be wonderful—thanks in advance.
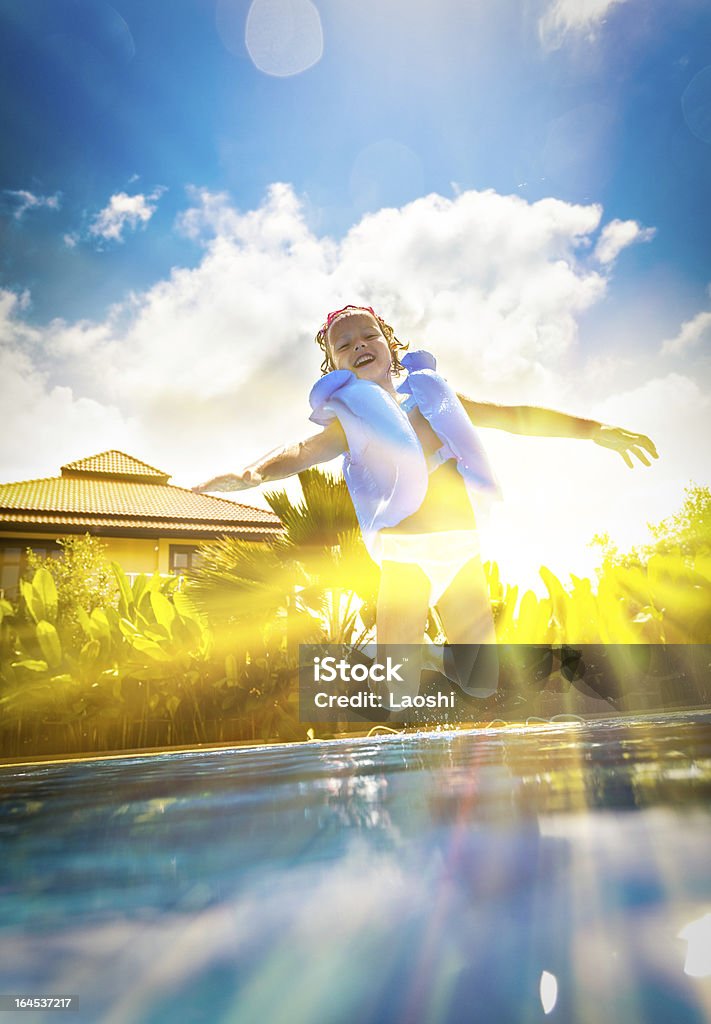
[188,468,379,647]
[188,537,298,626]
[264,467,358,548]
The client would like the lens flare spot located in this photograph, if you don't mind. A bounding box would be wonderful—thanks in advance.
[245,0,323,78]
[678,912,711,977]
[539,970,558,1014]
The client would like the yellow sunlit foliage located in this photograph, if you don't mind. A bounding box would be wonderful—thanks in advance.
[488,551,711,644]
[1,477,709,757]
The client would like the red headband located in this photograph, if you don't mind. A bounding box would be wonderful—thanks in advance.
[322,304,379,333]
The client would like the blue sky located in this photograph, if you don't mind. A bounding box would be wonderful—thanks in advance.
[2,0,710,322]
[1,0,710,583]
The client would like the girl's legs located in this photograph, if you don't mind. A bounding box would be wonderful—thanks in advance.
[376,559,431,703]
[435,556,499,697]
[436,555,495,643]
[374,553,498,704]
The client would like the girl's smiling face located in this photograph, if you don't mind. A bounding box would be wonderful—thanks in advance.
[328,312,394,386]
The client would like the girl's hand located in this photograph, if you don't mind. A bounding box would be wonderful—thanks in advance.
[592,425,659,468]
[191,469,263,493]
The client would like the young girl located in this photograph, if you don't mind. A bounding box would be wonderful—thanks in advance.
[193,304,658,706]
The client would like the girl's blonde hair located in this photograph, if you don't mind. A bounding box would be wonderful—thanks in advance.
[315,305,409,376]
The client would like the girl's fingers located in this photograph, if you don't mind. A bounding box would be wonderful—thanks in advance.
[629,446,651,466]
[625,431,658,459]
[603,428,658,468]
[639,435,659,458]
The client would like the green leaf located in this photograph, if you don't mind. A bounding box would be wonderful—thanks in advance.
[143,626,170,642]
[36,621,62,669]
[76,606,95,639]
[105,606,121,631]
[89,608,111,639]
[150,591,177,634]
[173,591,207,626]
[80,639,101,667]
[170,616,193,648]
[131,574,148,605]
[119,617,141,639]
[33,568,58,624]
[161,575,180,594]
[20,579,42,624]
[128,636,174,662]
[148,572,164,593]
[133,608,153,633]
[112,562,134,618]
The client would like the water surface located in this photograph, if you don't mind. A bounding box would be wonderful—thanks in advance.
[1,711,710,1023]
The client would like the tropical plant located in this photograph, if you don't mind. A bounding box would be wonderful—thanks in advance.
[648,483,711,557]
[490,551,711,645]
[24,533,118,647]
[590,483,711,569]
[265,468,380,644]
[189,468,380,650]
[3,477,709,759]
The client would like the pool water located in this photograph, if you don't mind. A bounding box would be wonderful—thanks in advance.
[1,710,710,1023]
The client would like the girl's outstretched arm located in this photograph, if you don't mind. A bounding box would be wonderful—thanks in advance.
[457,393,659,468]
[192,420,347,492]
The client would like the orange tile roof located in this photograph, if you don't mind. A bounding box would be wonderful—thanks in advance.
[61,450,169,481]
[0,451,282,539]
[0,512,278,536]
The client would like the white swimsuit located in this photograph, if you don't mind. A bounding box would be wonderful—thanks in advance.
[376,528,481,605]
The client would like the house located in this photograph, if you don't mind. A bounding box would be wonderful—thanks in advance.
[0,450,282,598]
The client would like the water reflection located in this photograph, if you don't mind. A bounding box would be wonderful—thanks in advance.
[0,711,710,1022]
[307,754,394,834]
[679,913,711,978]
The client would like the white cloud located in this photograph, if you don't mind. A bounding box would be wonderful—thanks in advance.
[594,218,656,265]
[0,290,135,484]
[539,0,628,49]
[88,188,165,243]
[1,183,704,585]
[73,183,608,421]
[661,309,711,356]
[2,189,61,219]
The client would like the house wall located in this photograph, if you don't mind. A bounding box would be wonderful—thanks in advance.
[102,536,212,577]
[0,530,216,598]
[101,536,161,573]
[0,531,160,574]
[156,537,211,574]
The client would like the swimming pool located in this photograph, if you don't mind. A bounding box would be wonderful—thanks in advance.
[1,710,710,1023]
